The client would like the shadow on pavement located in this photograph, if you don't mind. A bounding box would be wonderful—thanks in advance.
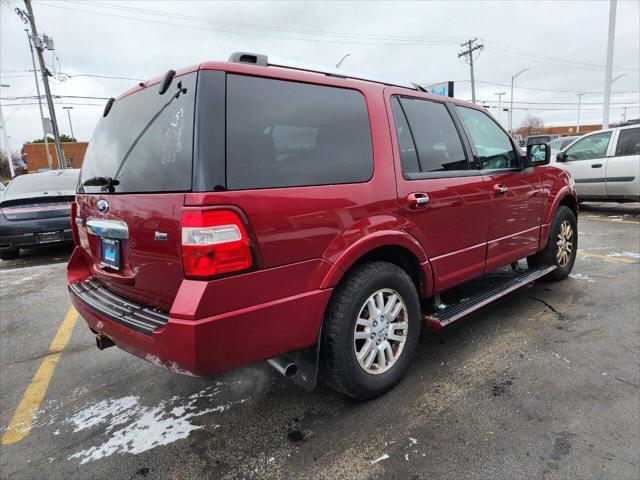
[0,244,73,270]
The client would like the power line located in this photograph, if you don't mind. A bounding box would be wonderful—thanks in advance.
[478,99,640,106]
[39,1,460,46]
[449,79,639,95]
[1,94,110,100]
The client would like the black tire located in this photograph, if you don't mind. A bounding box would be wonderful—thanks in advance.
[0,249,19,260]
[527,206,577,281]
[321,261,421,400]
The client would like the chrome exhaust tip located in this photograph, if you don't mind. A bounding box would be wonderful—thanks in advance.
[267,357,298,378]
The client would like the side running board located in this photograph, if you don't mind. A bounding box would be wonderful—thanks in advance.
[424,265,557,329]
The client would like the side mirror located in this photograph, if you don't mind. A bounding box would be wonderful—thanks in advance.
[556,151,567,162]
[527,142,551,166]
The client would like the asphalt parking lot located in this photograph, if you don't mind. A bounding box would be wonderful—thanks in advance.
[0,202,638,480]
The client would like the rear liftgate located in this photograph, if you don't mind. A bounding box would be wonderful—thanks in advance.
[425,264,557,329]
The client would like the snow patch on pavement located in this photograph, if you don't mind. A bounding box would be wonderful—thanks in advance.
[569,273,595,283]
[67,386,248,464]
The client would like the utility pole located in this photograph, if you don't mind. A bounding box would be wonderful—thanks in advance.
[62,106,74,139]
[509,68,529,132]
[602,0,617,128]
[25,28,52,169]
[622,106,628,123]
[23,0,65,169]
[458,38,484,104]
[576,93,587,133]
[494,92,506,124]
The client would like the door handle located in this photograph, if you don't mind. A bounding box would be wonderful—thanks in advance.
[493,184,508,194]
[406,192,429,208]
[591,163,603,168]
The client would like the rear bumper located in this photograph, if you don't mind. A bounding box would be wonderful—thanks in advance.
[69,265,333,376]
[0,216,72,251]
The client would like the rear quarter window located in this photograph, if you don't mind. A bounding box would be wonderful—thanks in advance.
[615,128,640,156]
[226,75,373,190]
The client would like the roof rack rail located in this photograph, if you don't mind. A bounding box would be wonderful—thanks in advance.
[228,51,419,90]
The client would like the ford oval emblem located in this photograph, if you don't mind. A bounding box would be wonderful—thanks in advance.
[96,199,109,213]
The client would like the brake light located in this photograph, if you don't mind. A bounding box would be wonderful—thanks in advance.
[70,201,80,246]
[181,209,253,278]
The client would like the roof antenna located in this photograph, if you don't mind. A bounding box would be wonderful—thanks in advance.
[159,69,176,95]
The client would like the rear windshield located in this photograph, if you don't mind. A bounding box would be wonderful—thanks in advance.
[3,170,79,200]
[80,72,196,193]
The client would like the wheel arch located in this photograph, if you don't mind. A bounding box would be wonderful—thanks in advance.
[320,231,433,298]
[540,188,578,250]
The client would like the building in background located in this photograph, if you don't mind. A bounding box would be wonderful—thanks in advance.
[515,124,603,138]
[23,142,89,172]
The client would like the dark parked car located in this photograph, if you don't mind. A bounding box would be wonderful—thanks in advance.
[68,53,577,399]
[0,169,79,259]
[524,134,560,146]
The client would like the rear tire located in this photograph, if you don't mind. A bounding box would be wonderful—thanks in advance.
[321,261,421,400]
[0,249,19,260]
[528,206,577,281]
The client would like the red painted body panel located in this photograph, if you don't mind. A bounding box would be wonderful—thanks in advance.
[69,60,577,377]
[483,170,543,271]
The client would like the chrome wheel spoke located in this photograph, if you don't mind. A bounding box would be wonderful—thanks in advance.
[376,347,387,369]
[354,331,371,340]
[383,294,398,314]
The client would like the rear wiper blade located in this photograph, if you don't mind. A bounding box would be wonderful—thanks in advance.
[82,176,120,192]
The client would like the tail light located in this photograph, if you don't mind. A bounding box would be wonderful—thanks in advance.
[181,209,253,278]
[70,201,80,246]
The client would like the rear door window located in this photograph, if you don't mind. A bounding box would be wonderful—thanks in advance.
[226,75,373,190]
[395,97,468,174]
[456,106,519,169]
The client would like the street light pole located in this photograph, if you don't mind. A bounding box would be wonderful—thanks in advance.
[0,84,15,178]
[602,0,617,128]
[576,93,586,133]
[494,92,506,124]
[62,106,74,139]
[509,68,529,132]
[23,0,66,169]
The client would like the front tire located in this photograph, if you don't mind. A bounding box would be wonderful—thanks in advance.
[321,261,421,400]
[528,206,577,281]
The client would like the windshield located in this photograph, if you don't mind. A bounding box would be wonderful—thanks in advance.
[80,72,196,194]
[3,170,79,200]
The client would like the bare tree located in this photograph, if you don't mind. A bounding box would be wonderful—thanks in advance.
[520,115,545,136]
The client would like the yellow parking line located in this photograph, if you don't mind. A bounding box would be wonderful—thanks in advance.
[581,215,640,225]
[578,251,639,265]
[1,307,79,445]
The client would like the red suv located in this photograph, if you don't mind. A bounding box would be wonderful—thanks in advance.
[68,53,577,399]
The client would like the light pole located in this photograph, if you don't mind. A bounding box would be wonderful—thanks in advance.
[602,0,617,128]
[576,93,587,133]
[336,53,351,69]
[0,84,15,178]
[62,106,74,139]
[494,92,506,124]
[509,68,529,132]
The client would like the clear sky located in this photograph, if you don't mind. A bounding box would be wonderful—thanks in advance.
[1,0,639,150]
